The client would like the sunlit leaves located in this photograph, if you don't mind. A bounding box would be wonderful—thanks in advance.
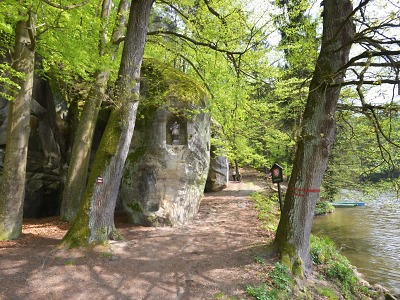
[145,0,277,167]
[37,1,104,84]
[0,64,24,101]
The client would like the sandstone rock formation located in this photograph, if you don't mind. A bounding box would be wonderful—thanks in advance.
[120,61,210,226]
[205,145,229,192]
[0,74,69,218]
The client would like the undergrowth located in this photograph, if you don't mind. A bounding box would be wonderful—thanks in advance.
[250,191,280,232]
[310,235,378,299]
[248,191,382,300]
[246,262,293,300]
[315,201,335,216]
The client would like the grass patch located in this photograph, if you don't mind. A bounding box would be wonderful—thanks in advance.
[310,235,378,299]
[246,262,293,300]
[250,192,281,232]
[317,287,338,300]
[254,255,266,265]
[64,259,75,266]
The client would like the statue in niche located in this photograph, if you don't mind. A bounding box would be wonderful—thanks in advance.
[170,121,180,144]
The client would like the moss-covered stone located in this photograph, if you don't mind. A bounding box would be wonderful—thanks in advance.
[140,58,209,110]
[127,201,142,213]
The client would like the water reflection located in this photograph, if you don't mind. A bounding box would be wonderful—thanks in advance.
[312,196,400,295]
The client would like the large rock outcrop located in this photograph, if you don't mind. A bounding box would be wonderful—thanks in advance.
[0,73,69,218]
[120,61,210,226]
[205,145,229,192]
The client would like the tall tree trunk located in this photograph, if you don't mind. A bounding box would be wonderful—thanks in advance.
[62,0,154,247]
[60,71,109,222]
[60,0,130,222]
[0,14,35,240]
[274,0,355,276]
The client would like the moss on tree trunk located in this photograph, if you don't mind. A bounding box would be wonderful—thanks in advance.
[274,0,355,277]
[61,0,154,247]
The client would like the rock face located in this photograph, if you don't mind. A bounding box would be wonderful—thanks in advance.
[120,62,210,226]
[205,146,229,192]
[0,74,69,218]
[0,58,210,221]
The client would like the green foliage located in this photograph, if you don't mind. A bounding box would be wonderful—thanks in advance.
[250,192,281,232]
[213,291,237,300]
[316,287,338,300]
[314,201,335,216]
[246,283,278,300]
[310,235,376,299]
[254,256,266,265]
[246,262,292,300]
[37,1,105,83]
[326,261,358,293]
[310,235,339,265]
[270,262,293,290]
[323,105,400,197]
[0,6,27,102]
[0,63,24,101]
[0,0,25,33]
[146,0,279,168]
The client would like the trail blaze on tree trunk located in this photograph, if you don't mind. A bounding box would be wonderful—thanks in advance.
[274,0,355,276]
[60,70,109,222]
[60,0,129,222]
[62,0,154,247]
[0,16,35,240]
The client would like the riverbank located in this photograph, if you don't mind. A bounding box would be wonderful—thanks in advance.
[313,200,400,297]
[0,168,396,299]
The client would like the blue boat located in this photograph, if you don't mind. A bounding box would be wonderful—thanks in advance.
[330,202,366,207]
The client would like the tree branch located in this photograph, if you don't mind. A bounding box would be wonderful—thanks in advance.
[41,0,90,10]
[338,79,400,87]
[147,30,247,55]
[337,49,400,73]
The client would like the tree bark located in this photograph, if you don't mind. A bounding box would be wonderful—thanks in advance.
[60,0,130,222]
[274,0,355,276]
[62,0,154,246]
[60,70,109,222]
[0,14,35,240]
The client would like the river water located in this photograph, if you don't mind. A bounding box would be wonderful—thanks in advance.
[312,193,400,295]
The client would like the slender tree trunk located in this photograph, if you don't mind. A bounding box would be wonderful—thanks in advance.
[60,0,130,222]
[0,14,35,240]
[62,0,154,247]
[60,71,109,222]
[274,0,355,276]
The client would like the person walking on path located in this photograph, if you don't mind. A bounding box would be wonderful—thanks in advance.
[232,170,237,181]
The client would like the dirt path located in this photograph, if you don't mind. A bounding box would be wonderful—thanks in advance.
[0,172,276,300]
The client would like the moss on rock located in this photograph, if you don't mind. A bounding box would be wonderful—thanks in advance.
[141,58,209,110]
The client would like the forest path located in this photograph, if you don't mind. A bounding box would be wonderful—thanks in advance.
[0,169,275,300]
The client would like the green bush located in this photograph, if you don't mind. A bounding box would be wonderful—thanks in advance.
[327,261,357,290]
[309,235,371,298]
[270,262,292,290]
[315,201,335,216]
[246,283,278,300]
[309,235,338,265]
